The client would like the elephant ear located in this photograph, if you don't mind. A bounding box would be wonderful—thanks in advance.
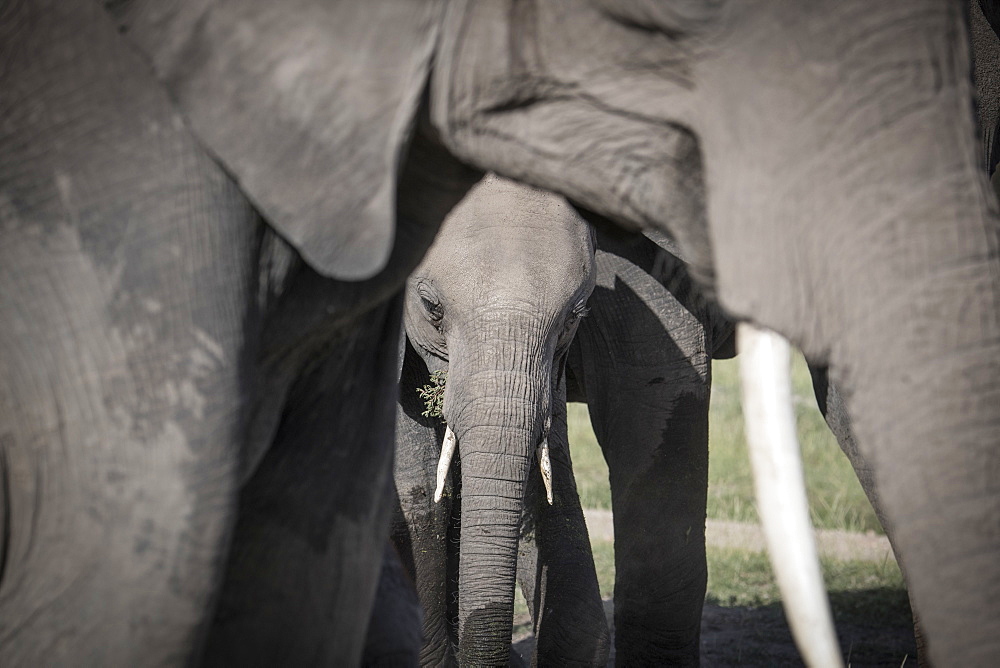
[108,0,445,280]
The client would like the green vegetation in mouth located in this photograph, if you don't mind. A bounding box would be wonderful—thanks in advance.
[417,369,448,419]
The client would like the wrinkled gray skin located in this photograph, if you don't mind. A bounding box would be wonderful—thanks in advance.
[394,174,609,665]
[3,1,1000,666]
[566,229,735,665]
[800,6,1000,659]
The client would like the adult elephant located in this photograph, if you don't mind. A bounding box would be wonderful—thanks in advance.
[3,0,998,666]
[393,173,610,666]
[1,2,481,664]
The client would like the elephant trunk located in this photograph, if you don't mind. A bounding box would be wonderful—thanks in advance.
[833,226,1000,665]
[445,341,551,666]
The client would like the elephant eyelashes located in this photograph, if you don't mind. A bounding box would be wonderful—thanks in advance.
[558,303,590,345]
[566,303,590,328]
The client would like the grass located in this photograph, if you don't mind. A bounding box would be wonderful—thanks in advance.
[516,540,912,642]
[704,547,909,625]
[567,402,613,510]
[568,353,884,534]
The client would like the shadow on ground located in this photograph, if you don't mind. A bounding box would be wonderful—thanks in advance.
[514,589,916,667]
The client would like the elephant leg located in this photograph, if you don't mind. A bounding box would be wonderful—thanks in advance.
[0,2,262,663]
[572,234,716,666]
[392,338,459,666]
[202,296,402,665]
[808,364,931,664]
[808,365,894,539]
[362,541,424,667]
[516,377,610,667]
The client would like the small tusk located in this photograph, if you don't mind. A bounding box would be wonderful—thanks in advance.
[537,441,553,505]
[433,426,457,503]
[737,323,843,668]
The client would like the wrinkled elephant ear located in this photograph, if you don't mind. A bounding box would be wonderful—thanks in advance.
[108,0,445,280]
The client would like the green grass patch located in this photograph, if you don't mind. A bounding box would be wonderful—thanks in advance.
[567,353,883,534]
[591,538,616,599]
[707,355,881,533]
[589,539,909,628]
[567,403,612,510]
[706,548,909,625]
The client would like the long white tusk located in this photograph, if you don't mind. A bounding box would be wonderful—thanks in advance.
[433,426,457,503]
[737,323,843,668]
[537,441,553,505]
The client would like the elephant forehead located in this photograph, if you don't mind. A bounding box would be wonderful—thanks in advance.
[420,239,593,311]
[447,173,589,236]
[419,174,595,290]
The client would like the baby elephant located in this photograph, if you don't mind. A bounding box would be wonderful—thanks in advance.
[392,174,609,666]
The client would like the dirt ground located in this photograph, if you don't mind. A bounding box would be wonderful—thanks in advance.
[583,510,895,563]
[513,598,917,666]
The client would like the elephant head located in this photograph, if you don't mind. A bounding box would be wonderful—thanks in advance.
[401,173,598,664]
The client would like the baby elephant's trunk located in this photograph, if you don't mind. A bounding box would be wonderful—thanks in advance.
[445,348,551,666]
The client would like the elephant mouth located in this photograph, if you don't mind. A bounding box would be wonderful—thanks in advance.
[431,424,554,505]
[432,425,457,503]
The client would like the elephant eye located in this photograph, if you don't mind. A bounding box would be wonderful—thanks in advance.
[559,302,590,344]
[417,285,444,324]
[422,296,443,321]
[566,302,590,327]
